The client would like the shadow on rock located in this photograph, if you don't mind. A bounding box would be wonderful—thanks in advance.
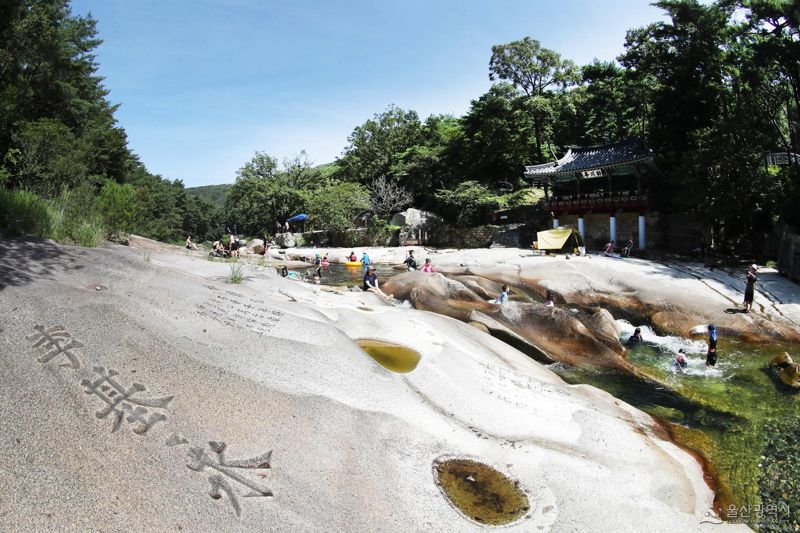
[0,237,86,291]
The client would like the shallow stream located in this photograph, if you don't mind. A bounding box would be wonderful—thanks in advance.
[291,262,402,285]
[311,265,799,529]
[553,321,799,531]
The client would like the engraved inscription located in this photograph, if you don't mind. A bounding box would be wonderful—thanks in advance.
[187,441,273,517]
[199,294,284,336]
[81,366,173,434]
[26,324,83,369]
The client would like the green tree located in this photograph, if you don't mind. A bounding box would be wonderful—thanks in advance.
[336,105,423,183]
[620,0,784,249]
[225,152,307,237]
[434,181,507,225]
[390,114,463,204]
[236,151,279,181]
[489,37,580,160]
[95,181,136,237]
[306,181,370,234]
[457,84,538,188]
[0,1,127,185]
[6,118,87,196]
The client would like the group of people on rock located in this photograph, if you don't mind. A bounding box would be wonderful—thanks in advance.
[200,229,243,258]
[603,238,635,257]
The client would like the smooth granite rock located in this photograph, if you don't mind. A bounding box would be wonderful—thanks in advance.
[0,238,750,532]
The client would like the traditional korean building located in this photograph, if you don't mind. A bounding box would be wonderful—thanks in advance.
[524,137,662,249]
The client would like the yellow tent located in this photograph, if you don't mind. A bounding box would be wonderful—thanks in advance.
[534,227,584,251]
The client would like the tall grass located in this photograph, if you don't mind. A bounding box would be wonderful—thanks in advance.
[0,187,105,246]
[0,188,51,237]
[228,263,245,284]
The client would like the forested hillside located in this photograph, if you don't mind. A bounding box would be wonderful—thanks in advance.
[0,0,222,243]
[186,185,232,209]
[2,0,798,254]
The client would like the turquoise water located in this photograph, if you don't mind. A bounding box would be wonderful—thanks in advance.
[552,321,800,530]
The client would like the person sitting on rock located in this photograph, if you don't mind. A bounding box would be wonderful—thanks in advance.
[363,266,389,298]
[603,240,615,254]
[622,238,634,257]
[211,240,225,257]
[672,349,689,371]
[626,327,643,346]
[186,236,198,250]
[403,250,417,271]
[421,258,437,273]
[494,285,509,304]
[544,289,555,307]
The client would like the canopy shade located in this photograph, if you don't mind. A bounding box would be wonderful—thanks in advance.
[535,227,584,251]
[286,214,308,222]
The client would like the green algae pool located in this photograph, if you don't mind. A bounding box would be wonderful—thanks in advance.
[552,323,800,531]
[356,339,421,373]
[433,457,530,526]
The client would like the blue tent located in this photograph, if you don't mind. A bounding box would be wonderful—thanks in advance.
[286,213,308,222]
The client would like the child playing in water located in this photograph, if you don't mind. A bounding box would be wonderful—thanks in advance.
[494,285,509,304]
[421,258,437,273]
[544,289,555,307]
[626,327,643,347]
[672,349,689,372]
[706,325,718,367]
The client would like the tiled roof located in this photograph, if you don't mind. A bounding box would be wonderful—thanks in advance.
[525,137,654,177]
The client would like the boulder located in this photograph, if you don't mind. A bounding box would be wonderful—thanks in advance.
[383,272,630,371]
[770,352,794,368]
[779,363,800,389]
[390,208,441,228]
[246,239,265,255]
[274,232,296,249]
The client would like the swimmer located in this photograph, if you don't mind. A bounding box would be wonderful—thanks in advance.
[672,349,689,372]
[626,327,643,347]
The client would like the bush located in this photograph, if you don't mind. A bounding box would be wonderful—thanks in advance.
[228,263,245,284]
[367,219,401,246]
[47,187,105,246]
[0,188,52,237]
[0,187,106,246]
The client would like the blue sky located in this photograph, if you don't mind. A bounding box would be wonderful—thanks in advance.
[71,0,667,187]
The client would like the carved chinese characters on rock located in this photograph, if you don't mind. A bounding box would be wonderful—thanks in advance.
[27,324,83,369]
[81,366,173,434]
[25,323,277,518]
[187,441,274,517]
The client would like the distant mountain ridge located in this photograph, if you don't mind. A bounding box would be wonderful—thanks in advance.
[186,184,232,208]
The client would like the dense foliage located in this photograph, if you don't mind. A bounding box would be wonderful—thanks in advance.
[328,0,800,246]
[2,0,798,253]
[0,0,222,244]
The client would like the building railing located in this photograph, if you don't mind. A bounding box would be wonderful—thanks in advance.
[548,190,648,214]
